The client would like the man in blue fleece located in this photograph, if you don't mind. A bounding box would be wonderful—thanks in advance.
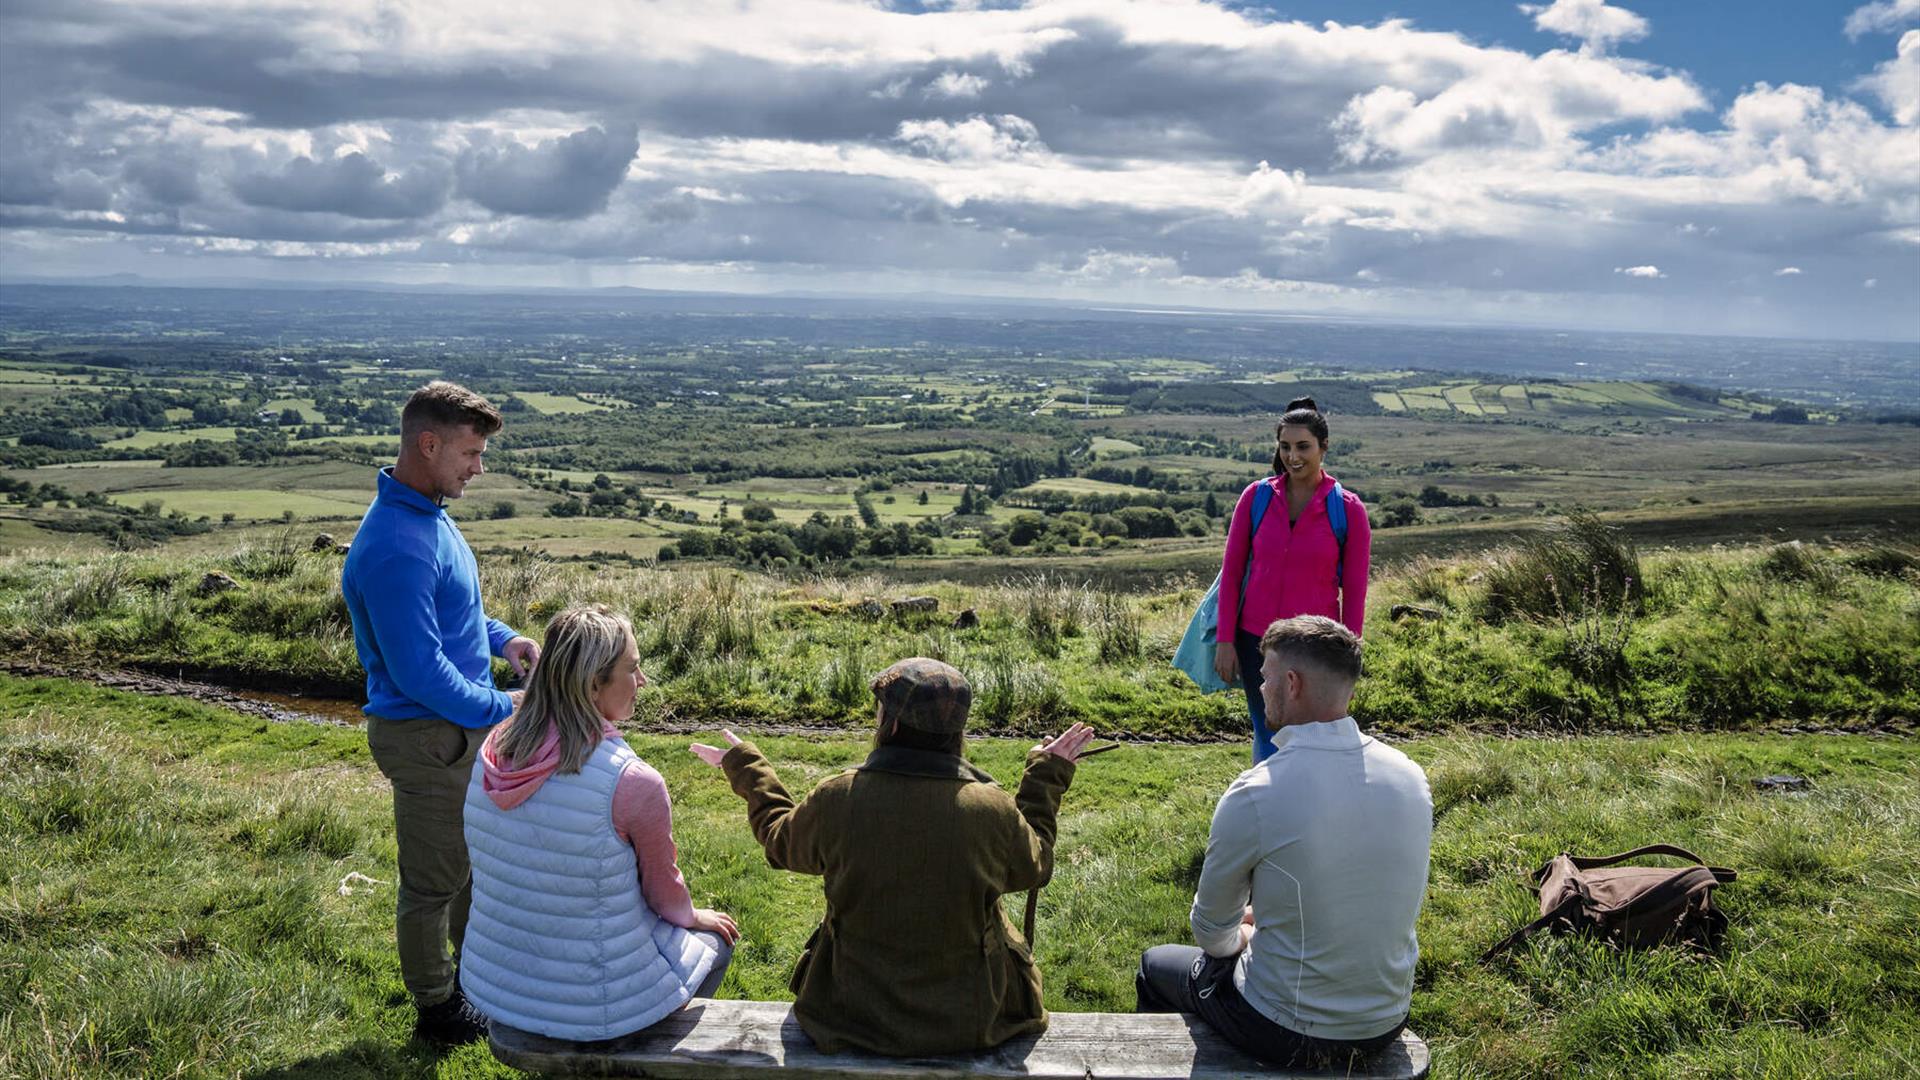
[341,381,540,1046]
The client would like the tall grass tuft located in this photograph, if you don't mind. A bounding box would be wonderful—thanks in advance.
[969,650,1069,732]
[1845,541,1919,580]
[488,546,560,629]
[1549,565,1638,688]
[1481,510,1643,622]
[1017,575,1090,659]
[1758,540,1841,589]
[53,557,134,622]
[823,639,869,712]
[226,528,303,582]
[1094,593,1143,664]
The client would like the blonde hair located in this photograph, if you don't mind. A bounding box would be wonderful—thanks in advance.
[493,604,635,774]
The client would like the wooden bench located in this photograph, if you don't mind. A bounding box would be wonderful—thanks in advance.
[489,999,1429,1079]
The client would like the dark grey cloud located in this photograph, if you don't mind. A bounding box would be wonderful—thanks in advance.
[124,155,202,206]
[231,152,451,219]
[456,125,639,218]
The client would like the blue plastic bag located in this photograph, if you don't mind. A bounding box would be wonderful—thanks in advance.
[1172,571,1236,693]
[1171,482,1273,693]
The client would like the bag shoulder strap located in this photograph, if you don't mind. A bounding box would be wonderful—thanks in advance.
[1564,844,1735,881]
[1324,481,1348,588]
[1479,894,1583,964]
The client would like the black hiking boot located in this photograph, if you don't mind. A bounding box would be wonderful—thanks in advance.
[413,989,489,1046]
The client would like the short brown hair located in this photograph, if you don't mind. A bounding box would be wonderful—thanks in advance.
[1259,615,1362,682]
[401,381,502,442]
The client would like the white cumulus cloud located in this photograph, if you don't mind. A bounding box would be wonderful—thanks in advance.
[1845,0,1920,39]
[1615,264,1664,277]
[1861,29,1920,124]
[926,71,990,99]
[1521,0,1650,54]
[896,114,1042,161]
[1774,266,1803,275]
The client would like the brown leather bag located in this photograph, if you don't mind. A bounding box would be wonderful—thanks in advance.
[1480,844,1737,963]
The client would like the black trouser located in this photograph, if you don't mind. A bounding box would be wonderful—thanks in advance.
[1236,630,1278,763]
[1135,945,1405,1068]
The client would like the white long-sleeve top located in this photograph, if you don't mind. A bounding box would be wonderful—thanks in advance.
[1189,716,1432,1041]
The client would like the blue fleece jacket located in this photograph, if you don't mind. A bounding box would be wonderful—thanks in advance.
[341,467,519,728]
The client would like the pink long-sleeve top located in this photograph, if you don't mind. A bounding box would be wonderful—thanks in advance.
[477,720,698,928]
[1217,473,1371,640]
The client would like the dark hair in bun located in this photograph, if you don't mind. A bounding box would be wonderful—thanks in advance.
[1273,397,1329,473]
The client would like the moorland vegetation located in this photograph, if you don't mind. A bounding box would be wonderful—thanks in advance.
[2,526,1913,738]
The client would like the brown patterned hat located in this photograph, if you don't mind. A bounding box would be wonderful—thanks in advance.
[872,657,972,734]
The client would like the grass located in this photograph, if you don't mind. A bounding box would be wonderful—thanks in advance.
[1,674,1915,1077]
[0,539,1914,737]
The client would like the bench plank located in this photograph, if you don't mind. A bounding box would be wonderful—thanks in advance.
[489,1000,1429,1079]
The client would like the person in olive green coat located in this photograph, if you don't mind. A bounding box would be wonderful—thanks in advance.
[691,657,1095,1057]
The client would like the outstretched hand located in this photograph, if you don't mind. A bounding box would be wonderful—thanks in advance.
[690,729,744,768]
[1033,722,1097,762]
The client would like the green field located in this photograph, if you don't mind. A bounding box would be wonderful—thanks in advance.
[1016,477,1159,498]
[517,391,610,414]
[261,398,325,423]
[1,674,1914,1078]
[103,426,242,450]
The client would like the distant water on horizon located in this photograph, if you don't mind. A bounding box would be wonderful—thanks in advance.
[2,282,1915,408]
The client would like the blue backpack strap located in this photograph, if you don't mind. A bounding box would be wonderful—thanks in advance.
[1249,479,1275,539]
[1325,482,1348,588]
[1243,481,1276,589]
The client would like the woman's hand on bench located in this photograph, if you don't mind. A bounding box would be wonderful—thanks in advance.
[690,729,744,768]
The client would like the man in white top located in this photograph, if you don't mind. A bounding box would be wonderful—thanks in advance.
[1137,615,1431,1067]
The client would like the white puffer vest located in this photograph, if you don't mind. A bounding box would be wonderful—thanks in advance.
[460,735,718,1041]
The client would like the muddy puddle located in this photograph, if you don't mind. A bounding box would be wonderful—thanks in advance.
[2,659,367,727]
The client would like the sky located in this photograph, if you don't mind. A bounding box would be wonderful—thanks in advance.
[0,0,1915,340]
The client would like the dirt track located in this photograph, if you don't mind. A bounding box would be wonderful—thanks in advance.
[1,659,1906,742]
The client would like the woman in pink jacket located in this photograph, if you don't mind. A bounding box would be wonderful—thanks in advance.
[1211,397,1371,761]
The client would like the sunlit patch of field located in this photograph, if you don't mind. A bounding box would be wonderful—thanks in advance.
[1443,385,1484,415]
[516,391,610,414]
[1015,477,1159,497]
[1088,436,1144,454]
[260,398,324,422]
[103,426,242,449]
[1373,391,1407,411]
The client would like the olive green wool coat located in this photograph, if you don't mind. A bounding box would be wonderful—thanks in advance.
[720,740,1077,1057]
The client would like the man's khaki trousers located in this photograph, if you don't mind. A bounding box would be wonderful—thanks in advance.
[366,716,490,1009]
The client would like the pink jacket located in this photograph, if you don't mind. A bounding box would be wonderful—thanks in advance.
[478,720,698,928]
[1217,473,1371,640]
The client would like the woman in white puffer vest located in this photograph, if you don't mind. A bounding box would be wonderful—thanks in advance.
[461,604,739,1042]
